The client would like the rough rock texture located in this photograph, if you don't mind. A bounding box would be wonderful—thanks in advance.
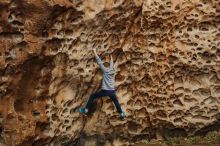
[0,0,220,146]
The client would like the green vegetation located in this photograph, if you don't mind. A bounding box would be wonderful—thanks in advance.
[134,131,220,146]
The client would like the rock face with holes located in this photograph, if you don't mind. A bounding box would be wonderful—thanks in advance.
[0,0,220,146]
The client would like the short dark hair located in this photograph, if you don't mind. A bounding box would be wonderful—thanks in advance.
[103,62,110,67]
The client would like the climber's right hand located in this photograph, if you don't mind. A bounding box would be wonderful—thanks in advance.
[92,48,99,57]
[92,48,96,52]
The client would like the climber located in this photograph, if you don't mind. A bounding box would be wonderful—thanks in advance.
[78,48,126,120]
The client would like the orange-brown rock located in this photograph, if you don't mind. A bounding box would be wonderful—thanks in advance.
[0,0,220,146]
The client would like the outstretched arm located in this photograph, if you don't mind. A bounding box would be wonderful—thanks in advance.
[92,48,106,72]
[110,55,114,68]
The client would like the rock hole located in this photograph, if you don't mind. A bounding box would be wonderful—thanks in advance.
[203,96,217,104]
[190,106,200,112]
[184,96,197,103]
[32,110,40,120]
[51,107,58,113]
[52,113,59,121]
[195,35,200,39]
[208,109,218,114]
[45,104,50,109]
[0,32,24,43]
[174,118,182,123]
[194,115,209,120]
[156,110,167,118]
[216,49,220,57]
[134,100,141,106]
[169,110,183,117]
[193,43,198,46]
[64,120,69,124]
[173,99,183,106]
[159,5,165,10]
[168,55,178,64]
[65,100,74,107]
[175,4,180,10]
[14,99,25,112]
[187,27,192,31]
[212,86,220,96]
[206,60,211,63]
[192,88,210,97]
[12,21,23,26]
[42,31,49,37]
[179,52,184,56]
[63,108,68,114]
[115,74,125,82]
[127,100,134,106]
[70,108,75,114]
[128,121,141,133]
[66,126,71,131]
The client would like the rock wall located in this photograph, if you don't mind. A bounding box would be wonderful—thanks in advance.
[0,0,220,146]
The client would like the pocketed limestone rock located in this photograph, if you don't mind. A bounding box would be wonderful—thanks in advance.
[0,0,219,146]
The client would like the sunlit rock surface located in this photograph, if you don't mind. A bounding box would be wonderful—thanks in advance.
[0,0,220,146]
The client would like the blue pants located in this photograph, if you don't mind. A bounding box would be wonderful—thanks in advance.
[85,90,123,113]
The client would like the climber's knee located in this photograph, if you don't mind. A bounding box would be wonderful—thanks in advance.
[90,92,100,101]
[110,94,117,101]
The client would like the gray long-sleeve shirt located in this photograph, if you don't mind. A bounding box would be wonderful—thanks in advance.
[95,55,115,90]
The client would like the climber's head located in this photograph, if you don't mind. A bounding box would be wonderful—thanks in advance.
[103,54,113,69]
[103,62,110,67]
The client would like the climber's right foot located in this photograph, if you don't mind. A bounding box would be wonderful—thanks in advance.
[78,107,88,116]
[120,112,126,120]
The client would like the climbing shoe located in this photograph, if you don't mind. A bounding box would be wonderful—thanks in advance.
[120,112,126,120]
[78,107,88,116]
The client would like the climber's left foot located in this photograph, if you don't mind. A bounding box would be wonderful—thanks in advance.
[120,112,126,120]
[78,107,88,116]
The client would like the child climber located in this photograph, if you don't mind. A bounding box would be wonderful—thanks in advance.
[78,48,126,120]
